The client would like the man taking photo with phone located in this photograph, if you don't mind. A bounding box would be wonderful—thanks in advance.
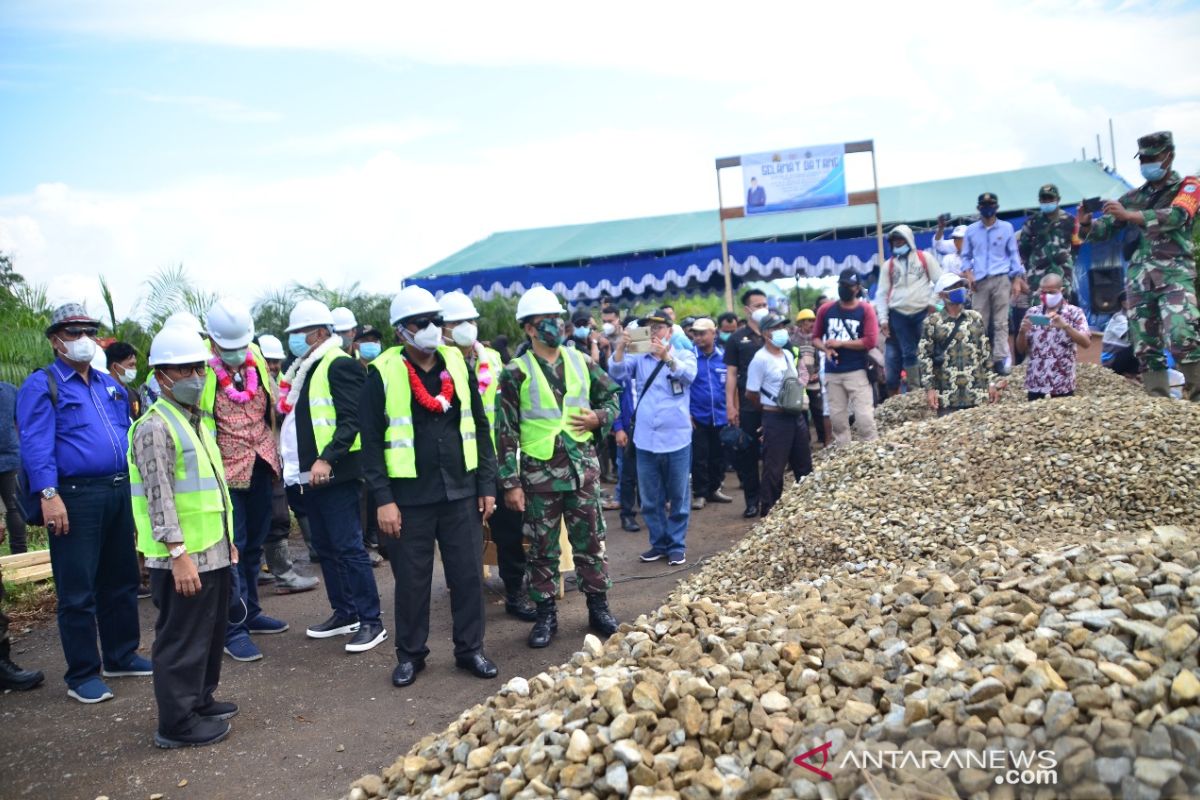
[1016,273,1091,401]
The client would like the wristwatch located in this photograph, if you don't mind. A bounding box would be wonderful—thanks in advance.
[41,487,58,500]
[168,544,187,559]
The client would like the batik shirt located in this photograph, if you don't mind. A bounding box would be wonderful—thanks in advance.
[917,309,992,410]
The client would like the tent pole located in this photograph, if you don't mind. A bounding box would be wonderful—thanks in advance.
[716,169,733,312]
[870,145,884,275]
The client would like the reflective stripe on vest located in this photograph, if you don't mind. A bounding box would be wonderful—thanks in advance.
[371,345,478,478]
[517,348,591,461]
[129,399,233,559]
[309,347,362,454]
[199,342,276,437]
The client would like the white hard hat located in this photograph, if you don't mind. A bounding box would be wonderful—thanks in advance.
[286,299,335,332]
[331,306,358,333]
[163,310,204,336]
[951,225,968,239]
[439,291,479,323]
[389,285,442,325]
[933,272,965,294]
[258,334,285,360]
[206,297,255,349]
[150,326,211,366]
[515,286,565,321]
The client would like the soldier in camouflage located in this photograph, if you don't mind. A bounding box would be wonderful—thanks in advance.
[1082,131,1200,400]
[496,287,622,648]
[1018,183,1079,298]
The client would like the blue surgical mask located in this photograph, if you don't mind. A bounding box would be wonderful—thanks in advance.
[288,333,311,358]
[770,330,789,348]
[719,332,731,343]
[893,244,910,257]
[946,288,968,305]
[574,326,589,339]
[980,205,998,218]
[1039,202,1057,214]
[1140,162,1166,181]
[358,342,382,361]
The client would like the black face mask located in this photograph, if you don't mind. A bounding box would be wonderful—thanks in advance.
[838,284,857,302]
[980,204,998,218]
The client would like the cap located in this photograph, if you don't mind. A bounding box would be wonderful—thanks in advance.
[690,317,716,332]
[355,324,381,342]
[795,308,816,322]
[680,315,697,329]
[639,312,671,327]
[978,192,998,205]
[1135,131,1173,158]
[951,225,968,239]
[933,272,965,294]
[760,313,788,330]
[1038,183,1060,200]
[571,310,592,326]
[838,268,862,286]
[46,303,101,336]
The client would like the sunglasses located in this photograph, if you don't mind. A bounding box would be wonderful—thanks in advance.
[406,315,444,329]
[163,364,206,377]
[61,326,99,337]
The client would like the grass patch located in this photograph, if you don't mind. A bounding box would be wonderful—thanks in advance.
[1,524,49,557]
[3,579,56,626]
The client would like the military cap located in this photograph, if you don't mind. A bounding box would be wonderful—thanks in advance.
[1038,183,1060,200]
[978,192,999,205]
[639,311,671,327]
[354,323,381,342]
[1135,131,1173,158]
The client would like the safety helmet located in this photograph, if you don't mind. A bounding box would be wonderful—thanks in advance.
[515,286,565,322]
[149,326,211,366]
[206,298,255,349]
[162,310,204,336]
[331,306,358,333]
[286,299,335,332]
[439,291,479,323]
[389,285,442,326]
[258,334,285,360]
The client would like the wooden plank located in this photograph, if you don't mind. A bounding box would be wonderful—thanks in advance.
[720,207,745,221]
[844,140,874,154]
[715,156,741,170]
[5,563,53,585]
[557,520,572,599]
[0,550,50,570]
[848,189,878,206]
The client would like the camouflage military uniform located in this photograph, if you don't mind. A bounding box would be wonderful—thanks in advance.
[496,351,621,603]
[1086,133,1200,374]
[917,309,992,411]
[1018,210,1077,297]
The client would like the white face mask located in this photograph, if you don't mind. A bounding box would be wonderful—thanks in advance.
[750,308,769,325]
[451,322,478,347]
[602,322,616,337]
[58,335,97,364]
[120,367,137,384]
[410,322,443,352]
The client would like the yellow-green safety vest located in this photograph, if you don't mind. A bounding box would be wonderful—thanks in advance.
[370,345,477,478]
[199,341,276,437]
[309,346,362,455]
[475,346,501,447]
[129,399,234,559]
[516,347,591,461]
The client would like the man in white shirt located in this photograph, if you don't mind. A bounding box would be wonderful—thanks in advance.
[932,224,968,276]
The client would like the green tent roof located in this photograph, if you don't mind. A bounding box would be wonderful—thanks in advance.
[414,160,1128,280]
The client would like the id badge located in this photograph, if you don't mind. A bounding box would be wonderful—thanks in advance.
[670,378,684,396]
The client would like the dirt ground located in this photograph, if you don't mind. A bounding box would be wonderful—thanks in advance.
[0,497,754,800]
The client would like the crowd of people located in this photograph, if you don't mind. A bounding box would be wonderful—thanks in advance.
[0,128,1195,752]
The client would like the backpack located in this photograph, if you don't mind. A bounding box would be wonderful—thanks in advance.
[886,251,930,304]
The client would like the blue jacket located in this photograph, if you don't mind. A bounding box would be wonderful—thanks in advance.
[0,382,19,473]
[690,346,728,426]
[612,374,634,434]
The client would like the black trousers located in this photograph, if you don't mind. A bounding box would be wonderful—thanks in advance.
[384,497,484,662]
[150,565,230,737]
[805,389,825,444]
[619,440,639,520]
[267,479,290,545]
[359,483,380,548]
[0,470,27,553]
[759,411,813,518]
[488,495,526,594]
[735,407,762,510]
[691,423,725,499]
[0,566,9,650]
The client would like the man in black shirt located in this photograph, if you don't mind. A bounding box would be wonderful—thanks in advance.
[723,289,769,518]
[360,286,499,688]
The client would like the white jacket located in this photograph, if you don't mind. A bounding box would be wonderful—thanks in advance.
[874,224,943,324]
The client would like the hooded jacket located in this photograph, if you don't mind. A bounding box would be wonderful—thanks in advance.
[874,224,944,324]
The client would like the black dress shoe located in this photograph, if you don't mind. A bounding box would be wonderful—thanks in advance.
[455,653,498,679]
[391,659,426,687]
[742,506,759,519]
[620,517,641,532]
[0,649,44,692]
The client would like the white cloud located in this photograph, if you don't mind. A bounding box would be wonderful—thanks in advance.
[266,121,455,156]
[114,89,282,123]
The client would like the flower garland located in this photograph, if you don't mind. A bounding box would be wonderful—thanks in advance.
[406,357,454,413]
[209,351,259,404]
[276,336,342,416]
[473,342,494,396]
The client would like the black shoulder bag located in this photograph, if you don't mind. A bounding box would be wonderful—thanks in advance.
[625,359,668,457]
[931,314,966,370]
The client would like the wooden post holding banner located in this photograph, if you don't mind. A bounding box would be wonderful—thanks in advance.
[714,156,742,313]
[844,140,885,277]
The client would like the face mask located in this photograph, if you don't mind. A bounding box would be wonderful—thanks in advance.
[164,374,205,407]
[340,333,354,350]
[946,287,968,305]
[58,335,97,364]
[750,308,769,325]
[574,326,590,339]
[411,322,442,352]
[719,331,731,343]
[980,205,998,218]
[288,333,311,359]
[1042,292,1063,307]
[536,318,563,347]
[358,342,382,361]
[770,330,790,348]
[451,322,478,347]
[893,244,910,257]
[1039,202,1057,214]
[119,367,137,384]
[838,284,857,302]
[1140,162,1166,181]
[602,322,615,337]
[218,347,247,367]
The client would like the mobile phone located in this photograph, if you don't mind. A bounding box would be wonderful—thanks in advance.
[1082,197,1103,214]
[937,213,952,224]
[1027,314,1051,327]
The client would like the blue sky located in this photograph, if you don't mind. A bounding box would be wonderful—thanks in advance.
[2,0,1198,318]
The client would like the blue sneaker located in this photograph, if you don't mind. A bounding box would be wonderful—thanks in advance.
[639,549,664,563]
[668,552,687,566]
[102,654,153,677]
[246,614,289,635]
[67,677,114,704]
[223,637,263,662]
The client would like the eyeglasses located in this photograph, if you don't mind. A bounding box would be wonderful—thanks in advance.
[163,364,206,377]
[61,326,99,338]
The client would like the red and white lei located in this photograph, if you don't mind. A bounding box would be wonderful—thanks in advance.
[276,337,342,416]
